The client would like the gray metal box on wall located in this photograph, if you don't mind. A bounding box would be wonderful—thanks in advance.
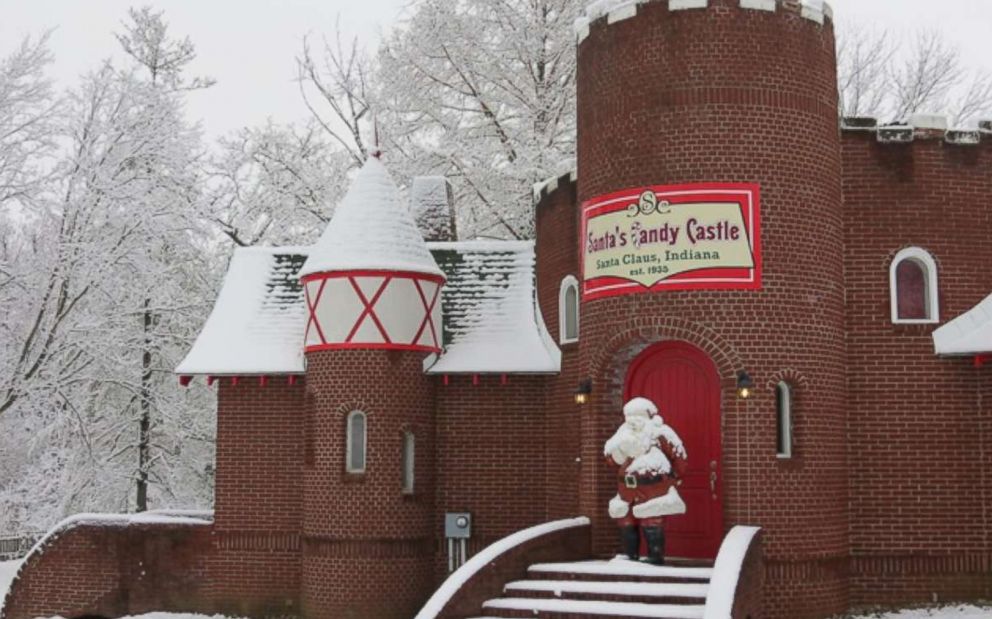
[445,512,472,539]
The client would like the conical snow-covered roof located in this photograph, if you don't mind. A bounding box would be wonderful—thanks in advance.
[300,157,444,278]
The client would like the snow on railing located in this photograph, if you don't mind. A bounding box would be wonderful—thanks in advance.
[703,525,762,619]
[414,516,590,619]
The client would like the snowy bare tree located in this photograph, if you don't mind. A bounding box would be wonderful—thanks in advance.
[0,9,216,529]
[838,25,992,125]
[206,119,351,247]
[375,0,578,239]
[0,32,58,210]
[297,25,373,166]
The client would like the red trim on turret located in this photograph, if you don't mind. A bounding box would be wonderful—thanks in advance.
[346,276,392,344]
[412,279,442,350]
[305,278,329,346]
[301,270,446,286]
[302,269,445,354]
[259,376,268,387]
[975,355,991,368]
[207,376,216,387]
[179,376,192,387]
[306,342,440,353]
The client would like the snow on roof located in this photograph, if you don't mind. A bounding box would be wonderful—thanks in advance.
[933,293,992,356]
[177,241,560,376]
[427,241,561,375]
[300,158,443,278]
[176,247,309,376]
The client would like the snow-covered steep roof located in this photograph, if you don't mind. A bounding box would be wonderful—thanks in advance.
[428,241,560,375]
[177,241,560,376]
[933,293,992,356]
[300,158,444,278]
[176,247,309,375]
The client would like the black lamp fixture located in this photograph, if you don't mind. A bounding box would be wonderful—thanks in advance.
[737,371,754,400]
[575,379,593,405]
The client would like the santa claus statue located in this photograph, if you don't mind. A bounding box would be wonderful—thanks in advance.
[604,397,688,564]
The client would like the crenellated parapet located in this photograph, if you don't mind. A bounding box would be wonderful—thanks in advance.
[842,113,992,146]
[575,0,833,43]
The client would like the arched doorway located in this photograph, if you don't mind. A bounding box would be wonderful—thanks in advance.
[624,341,723,559]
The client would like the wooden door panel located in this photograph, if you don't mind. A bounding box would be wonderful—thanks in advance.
[625,341,723,559]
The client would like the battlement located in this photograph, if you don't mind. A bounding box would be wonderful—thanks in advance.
[532,169,577,204]
[842,114,992,146]
[575,0,834,43]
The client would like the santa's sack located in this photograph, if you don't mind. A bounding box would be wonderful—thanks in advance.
[632,486,687,518]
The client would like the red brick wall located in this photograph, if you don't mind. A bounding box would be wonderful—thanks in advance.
[2,523,211,619]
[302,350,435,619]
[565,3,849,618]
[210,377,305,616]
[434,375,551,576]
[841,132,992,608]
[535,177,583,520]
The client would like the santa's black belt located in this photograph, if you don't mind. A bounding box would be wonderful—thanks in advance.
[623,474,665,488]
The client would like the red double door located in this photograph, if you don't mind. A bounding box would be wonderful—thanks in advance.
[624,341,724,559]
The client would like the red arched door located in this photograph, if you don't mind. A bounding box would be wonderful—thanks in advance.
[624,341,723,559]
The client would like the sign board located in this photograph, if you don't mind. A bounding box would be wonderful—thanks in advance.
[581,183,762,300]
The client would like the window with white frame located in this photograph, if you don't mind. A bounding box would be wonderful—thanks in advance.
[346,411,367,473]
[775,382,793,458]
[559,275,580,344]
[890,247,939,324]
[401,432,415,495]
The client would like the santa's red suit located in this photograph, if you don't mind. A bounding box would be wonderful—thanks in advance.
[604,397,688,564]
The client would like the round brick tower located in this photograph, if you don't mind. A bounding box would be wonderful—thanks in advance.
[574,1,847,617]
[298,158,442,619]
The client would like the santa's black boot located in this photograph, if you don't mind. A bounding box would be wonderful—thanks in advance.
[621,525,640,561]
[643,526,665,565]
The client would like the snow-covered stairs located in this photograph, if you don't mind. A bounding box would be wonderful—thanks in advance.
[470,558,714,619]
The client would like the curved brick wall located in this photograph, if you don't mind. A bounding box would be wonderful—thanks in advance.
[572,1,848,617]
[1,521,211,619]
[302,350,436,619]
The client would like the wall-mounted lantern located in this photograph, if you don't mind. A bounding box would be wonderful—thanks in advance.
[575,379,593,405]
[737,371,754,400]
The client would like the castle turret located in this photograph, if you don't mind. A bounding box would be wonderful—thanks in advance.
[299,158,442,619]
[568,2,848,618]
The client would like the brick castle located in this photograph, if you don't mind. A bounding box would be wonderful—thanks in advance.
[3,1,991,619]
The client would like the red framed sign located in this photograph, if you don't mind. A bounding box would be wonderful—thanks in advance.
[581,183,762,300]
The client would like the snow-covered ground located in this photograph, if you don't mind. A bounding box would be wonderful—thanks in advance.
[847,605,992,619]
[0,560,21,606]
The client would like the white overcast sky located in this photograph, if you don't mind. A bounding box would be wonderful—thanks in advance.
[1,0,990,139]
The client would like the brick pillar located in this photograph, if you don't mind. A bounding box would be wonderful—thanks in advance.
[301,350,436,619]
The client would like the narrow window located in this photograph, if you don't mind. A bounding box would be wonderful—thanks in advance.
[401,432,415,495]
[559,275,580,344]
[346,411,367,473]
[890,248,939,324]
[776,382,792,458]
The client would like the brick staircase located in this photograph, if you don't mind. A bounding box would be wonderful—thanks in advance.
[469,557,715,619]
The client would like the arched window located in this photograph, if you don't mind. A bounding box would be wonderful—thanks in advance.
[890,247,939,324]
[775,382,793,459]
[401,432,415,495]
[559,275,580,344]
[346,411,367,473]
